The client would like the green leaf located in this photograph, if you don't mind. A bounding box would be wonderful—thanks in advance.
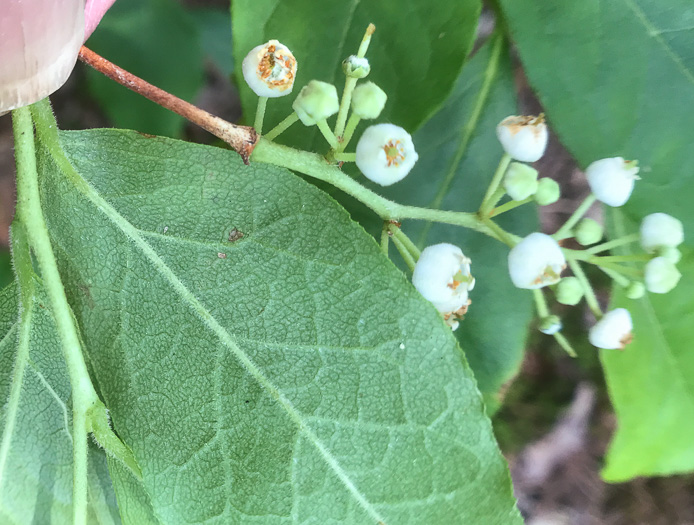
[379,36,537,412]
[498,0,694,478]
[36,129,521,523]
[600,213,694,482]
[0,250,11,289]
[85,0,204,137]
[0,261,119,523]
[190,7,234,76]
[232,0,481,149]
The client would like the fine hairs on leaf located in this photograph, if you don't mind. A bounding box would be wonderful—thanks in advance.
[3,1,693,522]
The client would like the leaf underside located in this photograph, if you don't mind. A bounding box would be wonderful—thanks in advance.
[15,129,523,523]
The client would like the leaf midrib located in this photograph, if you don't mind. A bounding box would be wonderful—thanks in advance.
[49,137,387,523]
[622,0,694,86]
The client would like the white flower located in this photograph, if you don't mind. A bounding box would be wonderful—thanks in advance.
[496,115,548,162]
[242,40,297,98]
[585,157,639,207]
[504,162,539,201]
[355,124,418,186]
[351,82,387,120]
[342,55,370,78]
[508,233,566,289]
[644,256,681,294]
[589,308,633,349]
[292,80,339,126]
[640,213,684,253]
[539,315,563,335]
[412,243,474,326]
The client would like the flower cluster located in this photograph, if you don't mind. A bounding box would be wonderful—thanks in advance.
[241,31,685,352]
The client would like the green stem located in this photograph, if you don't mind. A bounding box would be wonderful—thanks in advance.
[317,119,339,149]
[334,77,357,140]
[251,139,508,240]
[254,96,268,133]
[532,289,550,317]
[598,265,631,287]
[338,113,361,152]
[592,253,651,263]
[479,153,511,216]
[391,234,416,272]
[584,233,640,255]
[388,225,421,260]
[264,112,299,141]
[481,217,515,247]
[553,194,597,240]
[567,259,603,318]
[87,403,142,479]
[489,196,533,218]
[13,104,100,525]
[380,222,389,256]
[333,152,356,162]
[553,332,577,357]
[588,259,642,279]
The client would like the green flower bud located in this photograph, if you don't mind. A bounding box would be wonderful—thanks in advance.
[645,256,681,294]
[574,218,604,246]
[625,282,645,300]
[539,315,562,335]
[657,246,682,264]
[503,162,539,201]
[534,178,560,206]
[351,81,387,120]
[342,55,371,78]
[555,276,583,305]
[292,80,339,126]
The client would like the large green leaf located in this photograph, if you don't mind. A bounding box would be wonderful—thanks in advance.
[0,241,119,523]
[85,0,204,137]
[600,213,694,481]
[232,0,480,149]
[498,0,694,478]
[35,129,521,523]
[379,36,537,412]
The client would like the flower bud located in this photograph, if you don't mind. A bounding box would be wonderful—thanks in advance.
[292,80,339,126]
[412,244,474,330]
[242,40,297,98]
[504,162,539,201]
[342,55,370,78]
[555,276,583,305]
[585,157,639,207]
[539,315,562,335]
[355,124,418,186]
[589,308,633,350]
[534,178,561,206]
[640,213,684,253]
[496,114,548,162]
[508,233,566,289]
[644,256,681,294]
[351,82,387,120]
[658,246,682,264]
[625,281,645,300]
[574,218,603,246]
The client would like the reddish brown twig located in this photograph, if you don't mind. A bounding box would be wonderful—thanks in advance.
[78,46,258,164]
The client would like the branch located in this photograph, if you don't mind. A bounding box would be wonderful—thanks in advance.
[78,46,258,164]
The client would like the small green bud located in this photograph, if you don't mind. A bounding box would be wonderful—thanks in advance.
[342,55,371,78]
[534,178,560,205]
[657,246,682,264]
[539,315,562,335]
[351,82,387,120]
[625,282,645,299]
[644,256,681,294]
[555,276,583,305]
[503,162,539,201]
[292,80,340,126]
[574,218,603,246]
